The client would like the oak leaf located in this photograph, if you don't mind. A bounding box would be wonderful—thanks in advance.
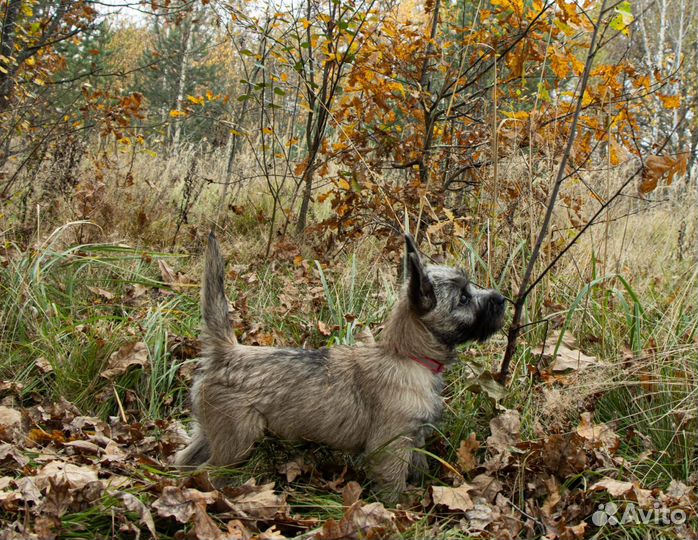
[34,462,99,491]
[532,331,598,372]
[576,412,620,453]
[100,342,149,380]
[431,484,474,512]
[456,433,479,473]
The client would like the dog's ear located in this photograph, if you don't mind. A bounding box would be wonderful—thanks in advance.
[405,234,436,314]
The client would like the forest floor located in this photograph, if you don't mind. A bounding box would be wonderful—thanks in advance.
[0,186,695,540]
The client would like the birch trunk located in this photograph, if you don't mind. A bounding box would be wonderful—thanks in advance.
[171,17,194,150]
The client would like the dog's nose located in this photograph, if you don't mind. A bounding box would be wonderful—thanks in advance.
[489,293,505,307]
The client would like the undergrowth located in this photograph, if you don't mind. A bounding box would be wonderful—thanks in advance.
[0,200,695,539]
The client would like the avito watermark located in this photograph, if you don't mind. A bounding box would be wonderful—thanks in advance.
[592,501,686,527]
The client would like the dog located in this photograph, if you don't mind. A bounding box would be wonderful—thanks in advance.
[175,232,506,501]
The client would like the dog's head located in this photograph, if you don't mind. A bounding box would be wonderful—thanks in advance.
[404,234,506,347]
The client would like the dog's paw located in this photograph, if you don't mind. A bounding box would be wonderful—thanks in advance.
[407,452,428,484]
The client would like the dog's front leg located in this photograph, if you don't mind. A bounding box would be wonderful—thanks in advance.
[365,433,414,504]
[407,425,431,484]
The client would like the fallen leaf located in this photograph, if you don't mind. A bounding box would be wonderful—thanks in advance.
[224,520,252,540]
[589,477,652,507]
[489,493,523,539]
[116,491,158,538]
[532,331,598,372]
[663,479,695,505]
[152,486,219,523]
[277,457,305,483]
[431,484,474,512]
[457,433,480,473]
[124,283,148,306]
[259,525,287,539]
[0,443,28,467]
[34,516,60,540]
[314,501,396,539]
[462,371,507,401]
[35,357,53,374]
[86,286,115,300]
[469,473,503,503]
[465,501,494,530]
[40,478,72,517]
[541,476,561,518]
[226,480,287,521]
[62,440,101,455]
[100,342,149,380]
[0,406,23,442]
[317,321,331,336]
[486,409,520,455]
[34,462,99,491]
[101,440,127,463]
[0,489,21,512]
[528,433,588,478]
[192,501,227,540]
[158,260,192,292]
[16,477,42,505]
[561,522,587,540]
[341,481,362,507]
[576,412,620,453]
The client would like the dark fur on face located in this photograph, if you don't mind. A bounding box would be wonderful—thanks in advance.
[175,233,506,502]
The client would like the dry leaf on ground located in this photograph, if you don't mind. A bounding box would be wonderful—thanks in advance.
[469,473,503,503]
[33,462,99,491]
[100,342,149,380]
[485,409,521,471]
[0,443,29,467]
[576,412,620,453]
[431,484,474,512]
[86,286,115,300]
[0,406,23,443]
[152,486,219,523]
[533,331,599,372]
[277,456,306,483]
[313,501,396,540]
[158,260,192,291]
[486,409,520,454]
[457,433,480,473]
[590,477,653,508]
[115,491,158,538]
[341,481,362,507]
[224,479,288,521]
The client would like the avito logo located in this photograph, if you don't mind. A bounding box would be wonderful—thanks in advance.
[591,501,686,527]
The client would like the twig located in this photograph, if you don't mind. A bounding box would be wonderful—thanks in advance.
[498,0,609,383]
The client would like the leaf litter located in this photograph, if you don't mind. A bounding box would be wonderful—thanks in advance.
[0,384,695,539]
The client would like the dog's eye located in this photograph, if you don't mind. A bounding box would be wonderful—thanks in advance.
[460,292,470,305]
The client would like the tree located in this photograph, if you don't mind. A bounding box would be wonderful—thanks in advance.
[136,2,222,148]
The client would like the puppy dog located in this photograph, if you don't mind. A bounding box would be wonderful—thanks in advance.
[176,233,505,501]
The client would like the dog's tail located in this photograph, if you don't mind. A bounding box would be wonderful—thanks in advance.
[201,232,236,347]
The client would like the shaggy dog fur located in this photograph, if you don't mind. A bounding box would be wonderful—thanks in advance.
[175,233,505,501]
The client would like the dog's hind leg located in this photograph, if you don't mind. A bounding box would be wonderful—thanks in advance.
[206,408,266,468]
[175,424,211,468]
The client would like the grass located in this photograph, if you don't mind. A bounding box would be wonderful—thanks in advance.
[0,222,197,417]
[0,187,696,539]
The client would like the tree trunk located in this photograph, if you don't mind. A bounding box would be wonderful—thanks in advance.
[171,16,193,150]
[296,166,314,234]
[218,25,268,217]
[0,0,22,113]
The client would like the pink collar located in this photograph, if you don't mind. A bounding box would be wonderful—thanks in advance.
[409,355,446,375]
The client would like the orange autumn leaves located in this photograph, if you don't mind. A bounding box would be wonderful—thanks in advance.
[311,0,685,244]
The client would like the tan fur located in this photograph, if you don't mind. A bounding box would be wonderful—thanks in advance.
[175,233,505,501]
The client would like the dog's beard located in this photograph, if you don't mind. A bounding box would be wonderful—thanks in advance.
[432,304,505,347]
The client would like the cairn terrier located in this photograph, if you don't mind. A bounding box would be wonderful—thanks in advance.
[176,232,506,501]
